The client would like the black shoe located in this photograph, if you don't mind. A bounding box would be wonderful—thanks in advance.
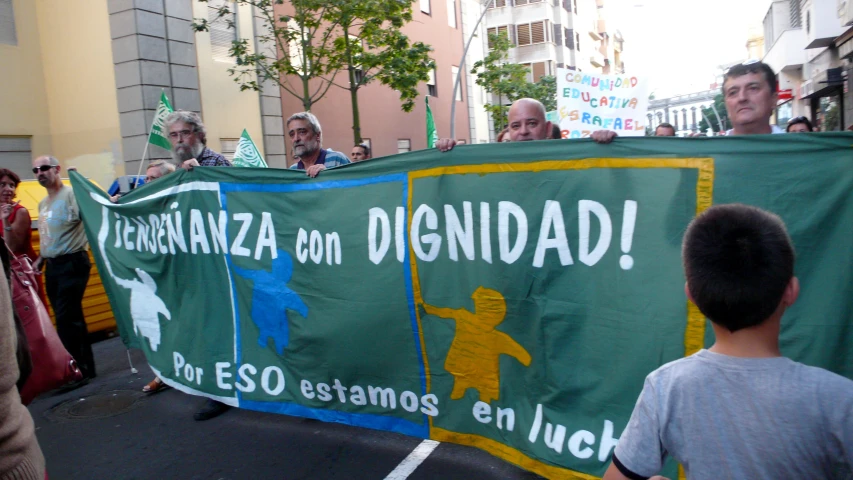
[56,377,90,394]
[193,399,231,421]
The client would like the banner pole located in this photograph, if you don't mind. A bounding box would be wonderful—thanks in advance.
[133,141,150,190]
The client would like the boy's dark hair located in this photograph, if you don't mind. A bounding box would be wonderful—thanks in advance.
[722,61,778,94]
[683,204,795,332]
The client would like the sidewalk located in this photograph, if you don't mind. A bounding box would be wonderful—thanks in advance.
[28,337,544,480]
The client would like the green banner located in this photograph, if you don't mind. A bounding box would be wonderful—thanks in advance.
[71,134,853,479]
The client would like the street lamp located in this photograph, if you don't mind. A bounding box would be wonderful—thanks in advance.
[449,0,494,140]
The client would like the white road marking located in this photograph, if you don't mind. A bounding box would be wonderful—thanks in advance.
[383,439,440,480]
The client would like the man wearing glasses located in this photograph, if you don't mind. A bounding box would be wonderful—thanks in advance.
[164,110,232,169]
[31,155,95,389]
[162,110,235,421]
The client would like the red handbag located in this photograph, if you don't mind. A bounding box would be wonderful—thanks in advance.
[7,248,83,404]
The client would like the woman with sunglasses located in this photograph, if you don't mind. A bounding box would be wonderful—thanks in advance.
[786,116,813,133]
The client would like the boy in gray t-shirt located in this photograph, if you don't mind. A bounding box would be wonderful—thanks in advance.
[603,204,853,480]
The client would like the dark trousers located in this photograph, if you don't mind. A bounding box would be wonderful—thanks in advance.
[45,251,96,378]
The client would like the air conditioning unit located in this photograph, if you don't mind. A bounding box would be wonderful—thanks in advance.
[841,0,853,26]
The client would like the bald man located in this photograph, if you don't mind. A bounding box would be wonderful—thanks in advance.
[437,98,553,151]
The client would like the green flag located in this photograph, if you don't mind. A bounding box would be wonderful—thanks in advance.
[231,129,268,168]
[148,92,174,150]
[426,96,438,148]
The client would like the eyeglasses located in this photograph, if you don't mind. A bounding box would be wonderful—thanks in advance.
[32,165,56,174]
[168,129,195,139]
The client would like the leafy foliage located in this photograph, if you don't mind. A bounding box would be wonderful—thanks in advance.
[325,0,434,143]
[193,0,433,136]
[698,93,729,133]
[470,33,530,132]
[471,34,557,131]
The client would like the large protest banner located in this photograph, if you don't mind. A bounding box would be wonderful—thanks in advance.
[71,134,853,479]
[556,68,650,139]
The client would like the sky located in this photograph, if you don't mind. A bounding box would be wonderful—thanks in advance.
[606,0,772,97]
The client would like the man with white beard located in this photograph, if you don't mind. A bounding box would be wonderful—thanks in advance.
[162,110,233,422]
[286,112,350,178]
[164,111,232,170]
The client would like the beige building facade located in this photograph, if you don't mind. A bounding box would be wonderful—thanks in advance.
[0,0,284,190]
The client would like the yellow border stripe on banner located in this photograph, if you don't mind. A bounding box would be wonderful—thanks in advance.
[432,427,601,480]
[407,158,715,479]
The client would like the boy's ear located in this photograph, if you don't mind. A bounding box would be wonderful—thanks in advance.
[782,277,800,307]
[684,282,695,303]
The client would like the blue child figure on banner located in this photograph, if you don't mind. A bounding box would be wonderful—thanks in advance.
[231,250,308,355]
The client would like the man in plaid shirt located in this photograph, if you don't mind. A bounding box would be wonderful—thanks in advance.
[165,110,232,170]
[163,110,233,422]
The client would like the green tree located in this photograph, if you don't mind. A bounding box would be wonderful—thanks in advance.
[325,0,434,144]
[698,93,729,133]
[518,75,556,112]
[192,0,342,111]
[471,33,530,132]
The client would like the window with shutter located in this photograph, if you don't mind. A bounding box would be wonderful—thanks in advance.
[287,19,308,74]
[487,25,511,48]
[532,62,546,80]
[427,69,437,97]
[489,0,507,7]
[220,138,239,161]
[397,139,412,153]
[207,0,237,63]
[565,28,573,48]
[208,0,237,63]
[554,23,562,45]
[0,0,16,46]
[530,21,546,43]
[0,137,31,180]
[516,0,529,5]
[516,23,531,45]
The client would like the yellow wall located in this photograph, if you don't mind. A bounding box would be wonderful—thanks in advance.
[193,1,264,156]
[0,0,53,159]
[35,0,123,188]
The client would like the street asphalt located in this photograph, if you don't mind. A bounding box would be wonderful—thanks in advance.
[28,336,546,480]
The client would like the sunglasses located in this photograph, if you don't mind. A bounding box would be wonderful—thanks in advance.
[32,165,56,174]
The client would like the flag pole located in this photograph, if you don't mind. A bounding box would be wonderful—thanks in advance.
[133,141,150,189]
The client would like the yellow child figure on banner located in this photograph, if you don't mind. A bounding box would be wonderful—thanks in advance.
[423,287,531,403]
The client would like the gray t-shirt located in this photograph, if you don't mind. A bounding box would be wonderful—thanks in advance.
[37,185,88,258]
[615,349,853,479]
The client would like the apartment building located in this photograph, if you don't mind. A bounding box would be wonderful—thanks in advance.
[648,90,720,136]
[483,0,625,81]
[761,0,851,130]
